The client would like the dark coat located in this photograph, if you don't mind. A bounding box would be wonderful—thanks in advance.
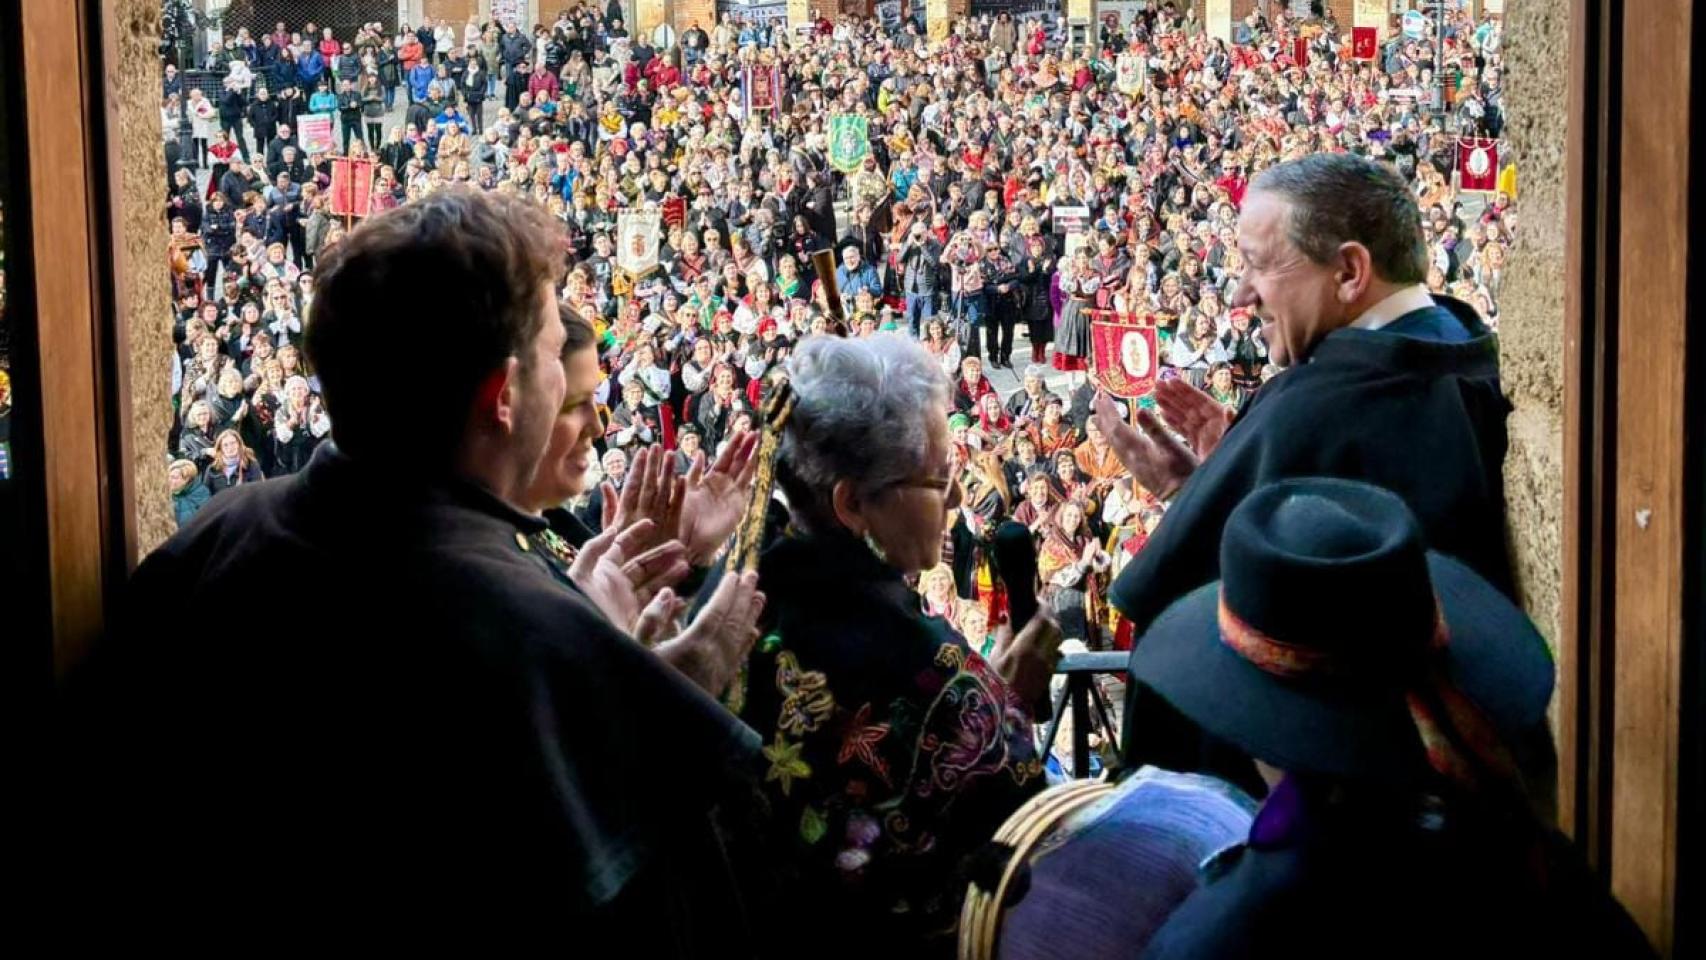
[59,445,765,946]
[202,459,263,495]
[202,203,237,259]
[245,97,279,138]
[1114,298,1523,789]
[1141,777,1657,960]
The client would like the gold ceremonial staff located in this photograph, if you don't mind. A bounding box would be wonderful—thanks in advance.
[719,245,845,714]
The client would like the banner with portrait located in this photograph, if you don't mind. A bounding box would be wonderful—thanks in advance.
[1352,26,1378,61]
[617,209,663,277]
[742,64,780,118]
[828,114,871,173]
[1457,138,1500,192]
[1115,53,1145,96]
[1089,313,1160,400]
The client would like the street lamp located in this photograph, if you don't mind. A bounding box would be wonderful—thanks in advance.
[163,0,199,172]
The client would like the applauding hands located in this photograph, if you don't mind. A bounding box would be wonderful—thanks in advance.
[599,432,761,568]
[1090,378,1235,501]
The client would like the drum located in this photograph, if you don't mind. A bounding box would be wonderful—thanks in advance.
[959,767,1257,960]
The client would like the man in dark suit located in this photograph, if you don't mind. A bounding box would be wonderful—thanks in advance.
[1094,154,1538,802]
[61,190,769,948]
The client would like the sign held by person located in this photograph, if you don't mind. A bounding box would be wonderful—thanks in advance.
[297,113,336,155]
[1115,53,1146,95]
[1052,205,1091,236]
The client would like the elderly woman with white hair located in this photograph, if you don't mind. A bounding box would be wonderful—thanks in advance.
[735,332,1062,957]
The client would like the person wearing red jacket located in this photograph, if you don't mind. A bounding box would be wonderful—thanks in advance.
[528,66,560,101]
[399,34,424,73]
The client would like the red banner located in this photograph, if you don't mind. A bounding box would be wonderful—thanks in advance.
[1088,312,1160,400]
[743,64,779,118]
[1456,139,1499,192]
[1352,27,1377,61]
[661,195,687,229]
[328,157,376,218]
[1293,36,1309,68]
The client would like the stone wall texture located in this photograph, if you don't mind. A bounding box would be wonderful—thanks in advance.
[114,0,175,556]
[1498,1,1569,650]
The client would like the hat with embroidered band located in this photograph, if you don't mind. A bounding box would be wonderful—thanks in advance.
[1131,478,1554,788]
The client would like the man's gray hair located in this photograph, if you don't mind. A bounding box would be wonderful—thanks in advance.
[1251,153,1428,285]
[779,333,950,530]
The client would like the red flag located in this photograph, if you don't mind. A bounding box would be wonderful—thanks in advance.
[328,157,375,218]
[1457,139,1499,192]
[328,158,353,217]
[662,195,687,229]
[1088,312,1159,400]
[1293,36,1309,68]
[350,158,374,217]
[1353,27,1377,61]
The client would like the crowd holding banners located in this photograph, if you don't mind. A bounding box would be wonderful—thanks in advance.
[132,0,1554,952]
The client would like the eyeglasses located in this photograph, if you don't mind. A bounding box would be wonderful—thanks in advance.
[887,472,954,496]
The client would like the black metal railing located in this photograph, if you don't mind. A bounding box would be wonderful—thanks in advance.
[1038,651,1125,779]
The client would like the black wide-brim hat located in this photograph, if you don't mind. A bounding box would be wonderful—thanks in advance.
[1132,478,1554,785]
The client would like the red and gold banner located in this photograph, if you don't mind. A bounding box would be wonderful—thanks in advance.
[1088,312,1160,400]
[1352,26,1378,61]
[1456,138,1499,192]
[1292,36,1309,68]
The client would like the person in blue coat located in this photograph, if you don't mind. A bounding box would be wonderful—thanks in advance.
[407,59,436,104]
[296,46,326,91]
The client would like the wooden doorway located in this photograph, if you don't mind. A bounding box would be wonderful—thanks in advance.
[1560,0,1700,953]
[424,0,482,27]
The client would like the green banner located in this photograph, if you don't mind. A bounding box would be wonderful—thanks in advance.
[828,114,871,174]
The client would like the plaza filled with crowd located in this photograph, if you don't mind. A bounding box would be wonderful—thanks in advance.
[124,5,1596,953]
[161,0,1515,653]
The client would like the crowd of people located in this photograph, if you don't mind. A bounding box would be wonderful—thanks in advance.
[84,4,1681,956]
[160,0,1516,653]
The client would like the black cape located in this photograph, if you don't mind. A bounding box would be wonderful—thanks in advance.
[59,444,764,945]
[1140,777,1656,960]
[1112,298,1518,790]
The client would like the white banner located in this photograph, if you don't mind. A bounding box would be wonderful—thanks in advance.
[1353,0,1389,41]
[1205,0,1232,44]
[617,209,662,277]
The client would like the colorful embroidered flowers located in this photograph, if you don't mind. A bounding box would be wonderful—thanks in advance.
[763,734,812,796]
[837,703,893,786]
[776,650,835,736]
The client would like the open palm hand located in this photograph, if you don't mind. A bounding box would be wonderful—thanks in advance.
[678,431,761,567]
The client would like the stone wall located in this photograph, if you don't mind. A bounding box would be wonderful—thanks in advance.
[1498,2,1569,650]
[115,0,176,556]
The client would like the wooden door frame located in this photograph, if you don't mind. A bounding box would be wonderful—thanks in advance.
[1560,0,1696,953]
[17,0,132,674]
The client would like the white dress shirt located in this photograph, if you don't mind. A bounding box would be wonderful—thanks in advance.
[1349,284,1435,332]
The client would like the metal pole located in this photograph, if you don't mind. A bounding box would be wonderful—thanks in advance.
[177,6,199,172]
[1433,0,1446,116]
